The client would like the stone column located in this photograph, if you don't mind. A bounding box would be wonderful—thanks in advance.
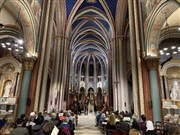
[133,0,145,114]
[160,76,165,99]
[164,76,170,99]
[128,0,140,116]
[59,37,69,110]
[34,0,53,112]
[38,0,56,113]
[146,57,161,123]
[86,63,89,92]
[18,58,34,116]
[101,64,105,90]
[48,37,59,112]
[94,62,97,91]
[78,65,81,91]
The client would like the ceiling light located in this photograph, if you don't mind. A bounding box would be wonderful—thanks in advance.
[159,50,163,53]
[20,46,23,49]
[178,47,180,50]
[6,42,10,45]
[163,48,168,51]
[15,49,19,52]
[8,48,12,50]
[171,46,176,49]
[178,27,180,31]
[166,53,170,55]
[18,39,23,44]
[160,52,164,55]
[1,43,5,46]
[14,44,18,47]
[173,52,177,54]
[2,45,6,48]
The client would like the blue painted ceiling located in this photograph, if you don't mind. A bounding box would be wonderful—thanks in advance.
[67,0,118,68]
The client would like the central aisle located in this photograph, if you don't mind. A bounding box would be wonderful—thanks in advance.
[74,113,102,135]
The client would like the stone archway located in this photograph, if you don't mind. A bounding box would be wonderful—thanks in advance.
[145,1,179,57]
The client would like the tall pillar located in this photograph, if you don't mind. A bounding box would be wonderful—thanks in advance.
[101,64,105,90]
[164,76,170,99]
[128,0,140,116]
[38,0,56,113]
[86,64,89,92]
[78,65,81,91]
[146,57,161,123]
[34,0,53,112]
[94,63,97,91]
[18,58,34,116]
[105,64,108,91]
[58,37,69,110]
[48,37,59,112]
[133,0,145,114]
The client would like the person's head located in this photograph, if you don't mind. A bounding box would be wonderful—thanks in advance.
[51,113,56,119]
[63,117,69,123]
[16,118,24,125]
[146,120,154,131]
[20,114,26,119]
[131,119,140,131]
[172,118,178,125]
[141,114,146,121]
[108,113,116,125]
[163,115,170,123]
[34,115,44,125]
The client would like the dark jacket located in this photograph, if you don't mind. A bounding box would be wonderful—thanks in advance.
[10,127,29,135]
[145,130,157,135]
[32,124,45,135]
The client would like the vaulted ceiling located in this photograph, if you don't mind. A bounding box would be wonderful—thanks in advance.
[66,0,117,70]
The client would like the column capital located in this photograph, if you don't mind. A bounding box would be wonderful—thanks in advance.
[146,57,159,70]
[22,57,36,70]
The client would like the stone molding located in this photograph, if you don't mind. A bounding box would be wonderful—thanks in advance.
[23,58,35,70]
[146,57,159,70]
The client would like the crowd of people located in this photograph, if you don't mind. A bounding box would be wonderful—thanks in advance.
[95,110,180,135]
[0,110,77,135]
[0,107,180,135]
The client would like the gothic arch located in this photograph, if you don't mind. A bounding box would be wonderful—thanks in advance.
[160,59,180,77]
[145,0,179,57]
[2,0,37,56]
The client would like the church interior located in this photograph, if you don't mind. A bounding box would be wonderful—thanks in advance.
[0,0,180,124]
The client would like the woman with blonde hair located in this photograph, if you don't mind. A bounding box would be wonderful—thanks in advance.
[0,117,15,135]
[106,113,117,134]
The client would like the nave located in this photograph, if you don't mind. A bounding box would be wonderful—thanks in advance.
[74,113,101,135]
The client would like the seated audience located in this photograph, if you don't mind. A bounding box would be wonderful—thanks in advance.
[129,119,140,135]
[10,118,29,135]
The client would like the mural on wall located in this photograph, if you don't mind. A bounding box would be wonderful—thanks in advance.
[28,0,43,27]
[143,0,160,17]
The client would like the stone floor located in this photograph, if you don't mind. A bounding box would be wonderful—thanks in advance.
[74,113,102,135]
